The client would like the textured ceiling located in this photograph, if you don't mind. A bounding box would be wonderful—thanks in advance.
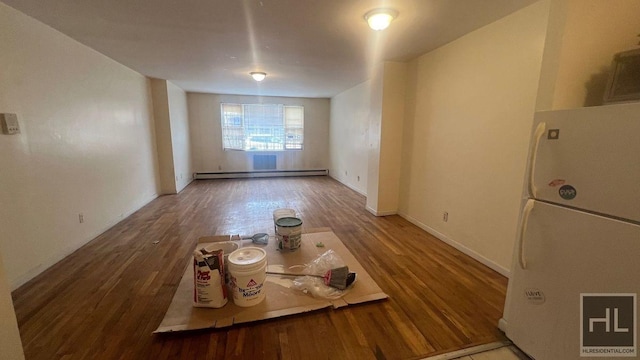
[3,0,538,98]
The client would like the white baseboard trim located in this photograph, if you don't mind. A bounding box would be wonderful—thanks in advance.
[365,206,397,217]
[11,246,78,290]
[327,176,398,216]
[328,175,366,196]
[398,212,511,278]
[10,193,159,290]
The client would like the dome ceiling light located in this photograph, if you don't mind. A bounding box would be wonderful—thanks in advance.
[250,72,267,81]
[364,8,398,31]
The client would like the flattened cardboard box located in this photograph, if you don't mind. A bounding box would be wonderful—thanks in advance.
[154,229,388,332]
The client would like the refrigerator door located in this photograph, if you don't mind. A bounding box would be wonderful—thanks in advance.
[528,102,640,223]
[503,200,640,360]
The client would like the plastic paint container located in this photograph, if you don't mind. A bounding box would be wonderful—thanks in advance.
[273,208,296,234]
[227,247,267,307]
[276,217,303,251]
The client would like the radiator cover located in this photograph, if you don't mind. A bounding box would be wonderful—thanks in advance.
[253,155,277,170]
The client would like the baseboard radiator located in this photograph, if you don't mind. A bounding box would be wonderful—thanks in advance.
[195,154,327,179]
[194,169,328,180]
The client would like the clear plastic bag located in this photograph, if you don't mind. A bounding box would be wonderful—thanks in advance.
[289,249,354,299]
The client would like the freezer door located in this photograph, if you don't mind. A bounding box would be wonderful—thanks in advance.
[503,200,640,359]
[528,102,640,223]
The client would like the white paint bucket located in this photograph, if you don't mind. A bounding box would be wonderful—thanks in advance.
[273,208,296,234]
[227,247,267,307]
[276,217,303,251]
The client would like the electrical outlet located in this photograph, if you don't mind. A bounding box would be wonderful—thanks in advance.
[79,213,84,223]
[443,212,448,222]
[357,176,360,182]
[1,113,20,135]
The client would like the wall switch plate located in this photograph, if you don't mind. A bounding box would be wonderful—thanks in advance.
[1,113,20,135]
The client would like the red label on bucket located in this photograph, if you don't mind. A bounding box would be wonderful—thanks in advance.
[247,279,257,287]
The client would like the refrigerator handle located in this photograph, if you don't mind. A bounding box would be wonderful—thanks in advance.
[527,122,546,198]
[518,199,535,270]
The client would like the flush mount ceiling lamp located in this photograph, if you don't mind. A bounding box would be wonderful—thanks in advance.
[364,8,398,31]
[250,72,267,81]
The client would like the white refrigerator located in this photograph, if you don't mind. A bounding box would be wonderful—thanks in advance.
[500,102,640,359]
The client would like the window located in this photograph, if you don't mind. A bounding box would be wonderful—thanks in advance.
[221,103,304,151]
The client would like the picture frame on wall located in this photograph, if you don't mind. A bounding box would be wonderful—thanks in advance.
[603,48,640,104]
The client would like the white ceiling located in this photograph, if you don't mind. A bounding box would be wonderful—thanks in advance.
[3,0,538,98]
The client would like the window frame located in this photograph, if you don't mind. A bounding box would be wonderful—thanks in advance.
[220,103,304,152]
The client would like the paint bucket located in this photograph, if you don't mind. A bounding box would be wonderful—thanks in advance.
[276,217,303,251]
[273,208,296,234]
[227,247,267,307]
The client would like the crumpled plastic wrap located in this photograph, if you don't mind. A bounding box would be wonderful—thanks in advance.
[289,249,354,299]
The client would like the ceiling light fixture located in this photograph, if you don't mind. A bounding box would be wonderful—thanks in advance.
[364,8,398,31]
[250,72,267,81]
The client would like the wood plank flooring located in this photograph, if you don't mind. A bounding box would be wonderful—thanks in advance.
[11,177,509,360]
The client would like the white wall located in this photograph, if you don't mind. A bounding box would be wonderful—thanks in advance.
[547,0,640,109]
[150,79,177,193]
[329,80,373,195]
[374,62,407,215]
[398,0,550,274]
[167,81,192,192]
[329,61,407,216]
[0,3,160,288]
[151,79,192,193]
[188,93,329,172]
[365,64,384,214]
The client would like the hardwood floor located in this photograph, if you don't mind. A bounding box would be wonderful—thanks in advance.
[12,177,509,360]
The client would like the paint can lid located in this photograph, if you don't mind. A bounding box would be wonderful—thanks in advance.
[273,208,296,219]
[228,247,267,267]
[275,217,303,227]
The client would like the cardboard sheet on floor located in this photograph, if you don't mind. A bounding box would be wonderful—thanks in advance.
[154,229,388,333]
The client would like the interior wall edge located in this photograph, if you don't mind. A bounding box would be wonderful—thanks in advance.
[534,0,566,111]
